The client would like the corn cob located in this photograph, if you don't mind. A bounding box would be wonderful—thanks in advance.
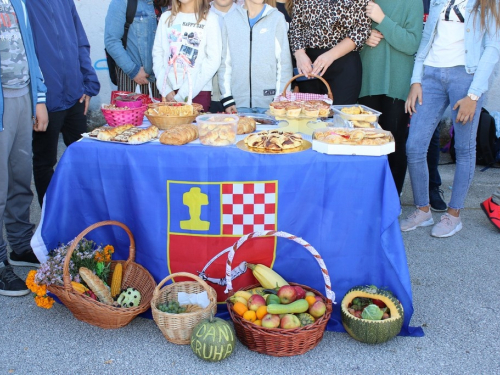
[110,263,123,298]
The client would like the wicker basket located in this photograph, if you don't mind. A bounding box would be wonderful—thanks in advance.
[225,231,334,357]
[101,105,147,127]
[277,74,333,103]
[47,221,156,329]
[144,102,202,129]
[151,272,217,345]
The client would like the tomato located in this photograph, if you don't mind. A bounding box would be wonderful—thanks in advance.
[371,299,386,308]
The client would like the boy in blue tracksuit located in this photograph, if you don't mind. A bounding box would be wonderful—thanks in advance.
[0,0,48,296]
[26,0,100,209]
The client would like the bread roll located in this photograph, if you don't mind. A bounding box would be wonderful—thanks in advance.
[237,117,256,135]
[160,124,199,145]
[79,267,114,305]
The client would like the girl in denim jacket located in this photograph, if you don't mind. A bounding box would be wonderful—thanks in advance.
[401,0,500,238]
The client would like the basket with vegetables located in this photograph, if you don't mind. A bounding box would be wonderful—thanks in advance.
[225,230,334,357]
[151,272,217,345]
[341,285,404,344]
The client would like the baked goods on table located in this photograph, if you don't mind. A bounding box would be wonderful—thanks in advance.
[332,105,380,126]
[313,128,392,145]
[237,117,256,135]
[197,114,239,146]
[244,130,303,151]
[269,100,331,118]
[89,124,159,144]
[147,103,194,116]
[159,124,199,145]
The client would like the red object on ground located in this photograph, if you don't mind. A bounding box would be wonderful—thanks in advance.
[480,197,500,231]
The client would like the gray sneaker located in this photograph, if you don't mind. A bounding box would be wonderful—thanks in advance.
[431,213,462,238]
[400,208,434,231]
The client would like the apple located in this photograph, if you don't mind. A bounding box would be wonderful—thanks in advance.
[247,294,266,311]
[314,296,323,303]
[280,314,301,329]
[293,286,306,300]
[309,301,327,318]
[277,285,297,304]
[261,313,280,328]
[305,291,315,298]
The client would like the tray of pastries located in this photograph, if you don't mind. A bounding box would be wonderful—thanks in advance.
[268,100,331,119]
[83,124,159,144]
[237,130,311,154]
[331,105,381,128]
[312,127,394,156]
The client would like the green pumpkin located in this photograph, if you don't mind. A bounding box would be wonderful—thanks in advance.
[341,285,404,344]
[190,316,235,362]
[296,313,315,327]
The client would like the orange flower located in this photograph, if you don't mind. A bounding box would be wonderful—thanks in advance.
[104,245,114,254]
[25,270,37,292]
[35,295,55,309]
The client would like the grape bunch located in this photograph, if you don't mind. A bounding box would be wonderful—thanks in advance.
[157,300,187,314]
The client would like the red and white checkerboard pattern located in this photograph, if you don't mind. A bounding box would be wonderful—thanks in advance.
[275,92,332,103]
[222,182,277,235]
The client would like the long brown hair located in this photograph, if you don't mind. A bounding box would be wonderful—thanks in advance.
[269,0,293,17]
[167,0,210,26]
[473,0,500,30]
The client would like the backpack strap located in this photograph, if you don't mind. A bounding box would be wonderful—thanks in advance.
[476,107,496,166]
[122,0,138,50]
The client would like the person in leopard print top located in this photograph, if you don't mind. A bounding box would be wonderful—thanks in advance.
[289,0,371,103]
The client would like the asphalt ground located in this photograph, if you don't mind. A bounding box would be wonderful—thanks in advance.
[1,138,499,375]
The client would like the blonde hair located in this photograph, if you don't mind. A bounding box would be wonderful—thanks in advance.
[167,0,210,26]
[473,0,500,30]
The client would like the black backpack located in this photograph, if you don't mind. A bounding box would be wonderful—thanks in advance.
[450,107,500,167]
[105,0,138,85]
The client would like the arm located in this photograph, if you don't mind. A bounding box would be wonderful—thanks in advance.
[104,0,140,80]
[175,14,222,103]
[152,13,174,98]
[218,21,235,111]
[410,9,435,85]
[275,15,293,95]
[71,0,100,97]
[374,0,423,56]
[289,0,306,53]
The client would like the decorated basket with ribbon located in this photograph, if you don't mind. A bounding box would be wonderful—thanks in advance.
[225,231,334,357]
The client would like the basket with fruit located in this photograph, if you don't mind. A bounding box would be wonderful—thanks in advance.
[46,221,156,329]
[151,272,217,345]
[224,231,334,357]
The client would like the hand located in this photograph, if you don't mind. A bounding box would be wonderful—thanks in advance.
[366,1,385,23]
[365,29,384,48]
[79,94,90,115]
[165,91,176,102]
[133,67,149,85]
[294,49,313,77]
[453,96,477,124]
[34,103,49,132]
[311,50,335,77]
[293,85,300,93]
[225,105,237,114]
[405,83,422,115]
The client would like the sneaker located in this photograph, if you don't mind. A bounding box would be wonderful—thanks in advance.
[0,261,30,296]
[429,187,447,212]
[8,249,40,267]
[480,197,500,231]
[431,213,463,238]
[400,208,434,231]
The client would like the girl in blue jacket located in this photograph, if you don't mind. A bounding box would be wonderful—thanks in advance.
[401,0,500,238]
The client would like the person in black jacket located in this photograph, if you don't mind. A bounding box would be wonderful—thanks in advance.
[26,0,100,211]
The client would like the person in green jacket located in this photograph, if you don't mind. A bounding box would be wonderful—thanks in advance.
[358,0,423,196]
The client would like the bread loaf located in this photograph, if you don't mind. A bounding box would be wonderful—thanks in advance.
[79,267,114,305]
[237,117,256,135]
[159,124,198,145]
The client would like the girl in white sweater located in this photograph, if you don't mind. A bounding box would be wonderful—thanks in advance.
[153,0,222,110]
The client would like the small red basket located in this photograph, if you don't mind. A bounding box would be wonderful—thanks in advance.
[101,105,147,127]
[110,91,154,106]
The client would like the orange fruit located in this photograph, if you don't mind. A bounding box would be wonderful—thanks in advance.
[256,305,268,320]
[305,296,316,307]
[243,310,257,322]
[233,301,248,317]
[254,320,262,326]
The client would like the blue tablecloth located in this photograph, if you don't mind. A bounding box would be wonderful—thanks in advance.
[32,137,423,337]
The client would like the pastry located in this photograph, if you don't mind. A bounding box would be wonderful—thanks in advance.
[244,130,302,151]
[286,105,302,118]
[314,128,392,145]
[128,126,159,144]
[79,267,113,305]
[237,117,256,135]
[97,124,134,141]
[199,123,236,146]
[303,104,320,118]
[160,124,198,145]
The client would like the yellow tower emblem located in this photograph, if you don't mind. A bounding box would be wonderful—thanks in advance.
[180,187,210,231]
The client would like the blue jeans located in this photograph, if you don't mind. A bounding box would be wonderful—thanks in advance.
[237,107,268,114]
[407,66,483,210]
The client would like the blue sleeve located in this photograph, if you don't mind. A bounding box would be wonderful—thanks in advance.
[70,0,100,97]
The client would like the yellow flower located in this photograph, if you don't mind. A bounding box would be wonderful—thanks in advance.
[104,245,114,254]
[35,295,55,309]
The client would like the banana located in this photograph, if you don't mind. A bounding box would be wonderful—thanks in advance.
[228,295,248,305]
[246,263,288,289]
[248,287,266,296]
[234,290,252,301]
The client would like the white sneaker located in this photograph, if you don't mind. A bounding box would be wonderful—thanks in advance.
[431,213,462,238]
[400,208,434,232]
